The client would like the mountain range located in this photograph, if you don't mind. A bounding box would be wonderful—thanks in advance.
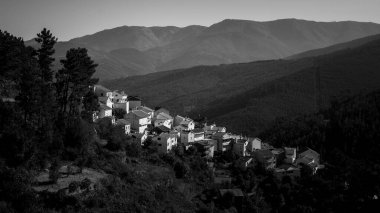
[25,19,380,80]
[103,34,380,135]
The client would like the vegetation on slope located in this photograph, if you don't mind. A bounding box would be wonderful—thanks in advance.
[105,36,380,135]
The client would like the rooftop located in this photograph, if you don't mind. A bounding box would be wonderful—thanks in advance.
[115,119,131,125]
[193,128,204,133]
[131,110,150,118]
[99,103,112,110]
[155,112,172,120]
[138,105,154,113]
[128,96,141,101]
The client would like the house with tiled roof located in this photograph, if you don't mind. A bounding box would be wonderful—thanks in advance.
[193,139,216,158]
[193,128,205,141]
[174,115,194,131]
[98,103,112,119]
[131,131,148,145]
[128,96,142,110]
[295,147,324,175]
[137,105,154,118]
[125,110,150,133]
[115,119,131,135]
[112,91,129,114]
[152,125,171,135]
[254,149,276,170]
[94,85,111,98]
[233,139,249,157]
[212,132,232,152]
[152,132,178,153]
[274,164,301,179]
[153,112,173,129]
[154,107,170,116]
[180,130,194,146]
[247,138,262,152]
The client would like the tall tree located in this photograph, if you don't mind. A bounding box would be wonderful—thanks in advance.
[56,47,98,119]
[34,28,58,165]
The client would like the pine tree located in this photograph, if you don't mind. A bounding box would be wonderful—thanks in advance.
[56,47,98,119]
[34,28,58,166]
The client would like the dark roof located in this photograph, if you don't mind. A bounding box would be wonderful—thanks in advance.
[299,147,319,156]
[155,112,173,120]
[193,128,204,133]
[116,119,131,125]
[128,96,141,101]
[154,125,171,133]
[213,132,228,137]
[138,105,154,113]
[94,85,111,92]
[256,149,274,158]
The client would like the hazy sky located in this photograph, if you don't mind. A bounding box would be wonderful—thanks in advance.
[1,0,380,41]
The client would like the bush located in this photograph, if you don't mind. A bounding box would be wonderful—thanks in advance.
[174,161,188,178]
[68,181,80,193]
[80,178,91,190]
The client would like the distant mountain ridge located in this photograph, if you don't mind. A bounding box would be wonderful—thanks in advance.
[25,19,380,80]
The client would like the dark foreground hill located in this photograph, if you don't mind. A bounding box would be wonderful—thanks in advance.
[104,35,380,135]
[26,19,380,80]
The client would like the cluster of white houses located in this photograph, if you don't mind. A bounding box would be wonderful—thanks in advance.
[93,85,324,178]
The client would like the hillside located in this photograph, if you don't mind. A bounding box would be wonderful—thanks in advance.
[26,19,380,80]
[104,36,380,135]
[288,33,380,59]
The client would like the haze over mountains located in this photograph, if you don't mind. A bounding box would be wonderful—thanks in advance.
[104,34,380,135]
[26,19,380,80]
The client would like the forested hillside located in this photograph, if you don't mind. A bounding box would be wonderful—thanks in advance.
[255,90,380,212]
[105,36,380,135]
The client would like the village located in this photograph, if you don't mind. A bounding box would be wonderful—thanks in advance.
[93,85,325,198]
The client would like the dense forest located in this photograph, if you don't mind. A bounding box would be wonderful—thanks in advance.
[1,29,380,212]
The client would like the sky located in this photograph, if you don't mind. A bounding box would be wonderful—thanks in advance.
[1,0,380,41]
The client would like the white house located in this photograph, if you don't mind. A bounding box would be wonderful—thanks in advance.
[284,147,297,164]
[212,132,232,152]
[128,96,142,111]
[154,107,170,117]
[131,131,148,145]
[115,119,131,135]
[112,91,129,114]
[247,138,262,152]
[111,91,128,103]
[137,106,154,119]
[98,103,112,119]
[204,123,226,136]
[298,148,320,164]
[180,131,194,145]
[174,115,194,131]
[153,112,173,129]
[193,128,205,141]
[94,85,112,98]
[98,96,113,109]
[194,139,216,158]
[153,132,178,153]
[125,110,150,134]
[233,139,248,157]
